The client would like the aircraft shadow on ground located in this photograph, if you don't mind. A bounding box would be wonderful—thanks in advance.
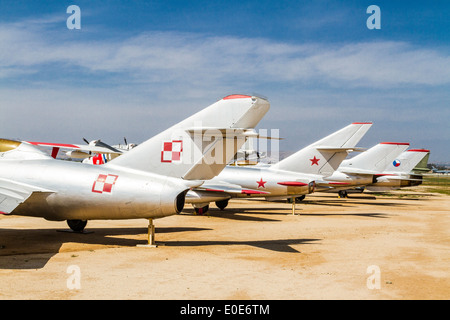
[310,194,434,203]
[0,226,319,270]
[183,193,426,219]
[182,207,283,222]
[0,226,208,270]
[184,201,397,220]
[303,199,412,207]
[1,193,411,269]
[162,238,320,253]
[297,212,391,218]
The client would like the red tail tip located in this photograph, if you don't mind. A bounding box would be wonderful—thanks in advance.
[222,94,252,100]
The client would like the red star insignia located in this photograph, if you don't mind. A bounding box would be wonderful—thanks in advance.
[310,156,320,166]
[256,178,267,188]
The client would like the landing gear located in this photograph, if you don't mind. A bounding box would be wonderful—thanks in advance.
[287,195,305,203]
[194,205,209,215]
[67,219,88,232]
[338,190,348,198]
[215,199,229,210]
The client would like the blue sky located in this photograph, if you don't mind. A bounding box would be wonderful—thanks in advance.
[0,0,449,162]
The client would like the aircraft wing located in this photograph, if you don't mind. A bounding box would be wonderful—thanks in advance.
[24,141,123,159]
[196,181,271,195]
[315,181,352,187]
[314,180,353,190]
[374,174,422,181]
[338,168,380,175]
[186,181,270,205]
[0,178,54,214]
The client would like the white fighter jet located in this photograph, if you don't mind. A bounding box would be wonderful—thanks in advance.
[186,122,372,213]
[0,94,270,243]
[322,142,410,197]
[365,148,430,192]
[323,143,430,196]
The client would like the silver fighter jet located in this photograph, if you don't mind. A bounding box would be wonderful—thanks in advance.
[0,94,270,243]
[186,122,372,213]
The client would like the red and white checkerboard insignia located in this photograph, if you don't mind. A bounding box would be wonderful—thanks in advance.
[161,140,183,163]
[92,174,119,194]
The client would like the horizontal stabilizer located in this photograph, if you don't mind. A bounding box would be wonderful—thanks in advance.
[316,147,367,152]
[184,128,280,139]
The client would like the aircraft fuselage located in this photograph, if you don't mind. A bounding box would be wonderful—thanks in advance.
[0,159,188,221]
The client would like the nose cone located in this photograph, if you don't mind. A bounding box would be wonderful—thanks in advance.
[231,95,270,129]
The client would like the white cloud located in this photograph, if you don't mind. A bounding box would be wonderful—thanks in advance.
[0,18,449,161]
[1,19,450,88]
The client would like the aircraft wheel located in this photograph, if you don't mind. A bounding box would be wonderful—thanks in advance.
[194,205,209,215]
[67,219,88,232]
[338,190,348,198]
[215,199,229,210]
[295,195,306,202]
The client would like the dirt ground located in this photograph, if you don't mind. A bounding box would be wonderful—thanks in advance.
[0,187,449,300]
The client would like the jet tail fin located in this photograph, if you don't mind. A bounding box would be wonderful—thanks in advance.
[340,142,410,174]
[106,95,270,180]
[412,150,431,173]
[384,149,430,174]
[270,122,372,176]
